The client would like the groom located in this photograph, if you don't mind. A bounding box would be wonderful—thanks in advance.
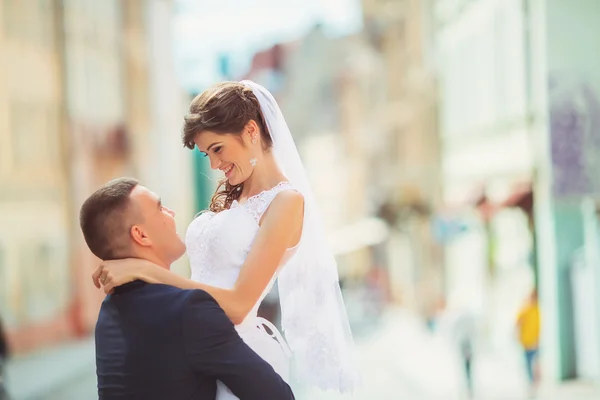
[80,177,294,400]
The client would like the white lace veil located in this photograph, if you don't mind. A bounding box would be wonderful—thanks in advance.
[241,80,360,393]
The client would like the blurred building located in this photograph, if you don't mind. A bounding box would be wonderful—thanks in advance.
[281,26,373,278]
[433,0,600,387]
[0,0,72,354]
[0,0,191,354]
[359,0,442,310]
[432,0,536,334]
[239,1,441,312]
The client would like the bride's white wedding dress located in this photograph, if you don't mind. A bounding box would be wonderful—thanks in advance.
[185,181,296,399]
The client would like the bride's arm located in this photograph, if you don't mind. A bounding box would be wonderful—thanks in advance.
[219,190,304,323]
[150,191,303,324]
[94,190,304,325]
[93,259,210,292]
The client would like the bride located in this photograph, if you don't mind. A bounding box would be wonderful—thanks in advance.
[93,80,359,397]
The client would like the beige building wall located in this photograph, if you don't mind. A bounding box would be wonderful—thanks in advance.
[0,0,190,353]
[0,0,73,352]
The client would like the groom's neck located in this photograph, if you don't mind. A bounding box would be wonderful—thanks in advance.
[132,249,171,271]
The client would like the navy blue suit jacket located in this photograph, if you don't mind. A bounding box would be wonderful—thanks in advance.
[95,281,294,400]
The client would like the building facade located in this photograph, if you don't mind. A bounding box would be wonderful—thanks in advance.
[433,0,535,331]
[0,0,191,354]
[433,0,600,385]
[361,0,442,309]
[0,0,74,353]
[275,1,442,309]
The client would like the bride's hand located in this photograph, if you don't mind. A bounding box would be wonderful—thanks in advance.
[92,258,158,294]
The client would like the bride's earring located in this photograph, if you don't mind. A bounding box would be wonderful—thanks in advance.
[250,134,258,166]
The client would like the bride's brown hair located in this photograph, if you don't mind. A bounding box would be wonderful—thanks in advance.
[182,82,273,213]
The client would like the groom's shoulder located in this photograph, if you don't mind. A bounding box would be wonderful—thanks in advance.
[135,283,217,306]
[100,284,217,320]
[102,282,212,305]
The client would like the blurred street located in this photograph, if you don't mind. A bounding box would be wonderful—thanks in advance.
[301,307,600,400]
[6,305,600,400]
[5,338,95,400]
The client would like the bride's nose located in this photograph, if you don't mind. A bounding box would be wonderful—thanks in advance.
[209,155,220,170]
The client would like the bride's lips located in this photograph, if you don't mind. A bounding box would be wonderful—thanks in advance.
[222,164,234,178]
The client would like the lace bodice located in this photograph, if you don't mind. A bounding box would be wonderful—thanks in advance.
[185,182,296,323]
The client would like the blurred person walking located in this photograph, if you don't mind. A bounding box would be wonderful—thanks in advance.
[452,309,477,399]
[516,289,541,397]
[0,317,9,400]
[436,302,477,399]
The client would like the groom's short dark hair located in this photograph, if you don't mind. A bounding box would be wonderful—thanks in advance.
[80,177,139,260]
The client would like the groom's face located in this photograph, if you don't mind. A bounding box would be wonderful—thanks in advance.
[129,185,186,265]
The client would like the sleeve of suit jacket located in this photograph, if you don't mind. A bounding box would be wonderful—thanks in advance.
[182,290,295,400]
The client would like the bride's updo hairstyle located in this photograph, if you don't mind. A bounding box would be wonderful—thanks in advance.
[182,82,273,213]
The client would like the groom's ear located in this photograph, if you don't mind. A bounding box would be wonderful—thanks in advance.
[130,225,152,247]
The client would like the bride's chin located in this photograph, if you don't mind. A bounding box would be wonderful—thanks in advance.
[228,174,247,186]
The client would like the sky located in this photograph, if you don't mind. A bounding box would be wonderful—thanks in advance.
[172,0,363,92]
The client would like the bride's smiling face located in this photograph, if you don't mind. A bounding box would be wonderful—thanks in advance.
[194,126,257,185]
[182,82,273,194]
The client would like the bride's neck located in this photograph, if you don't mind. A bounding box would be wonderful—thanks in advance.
[241,152,286,198]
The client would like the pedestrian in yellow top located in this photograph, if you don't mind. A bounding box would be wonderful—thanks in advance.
[516,289,541,395]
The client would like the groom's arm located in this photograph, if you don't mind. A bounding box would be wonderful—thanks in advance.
[182,290,294,400]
